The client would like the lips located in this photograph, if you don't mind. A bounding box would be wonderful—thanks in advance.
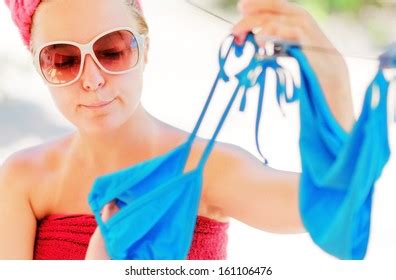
[81,98,115,108]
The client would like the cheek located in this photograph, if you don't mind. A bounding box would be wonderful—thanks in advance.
[114,70,144,106]
[49,88,76,116]
[50,88,72,112]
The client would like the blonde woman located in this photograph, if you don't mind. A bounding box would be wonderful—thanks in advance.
[0,0,353,259]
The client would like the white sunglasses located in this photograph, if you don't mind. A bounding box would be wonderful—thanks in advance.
[33,26,146,87]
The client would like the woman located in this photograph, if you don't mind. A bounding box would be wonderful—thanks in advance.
[0,0,354,259]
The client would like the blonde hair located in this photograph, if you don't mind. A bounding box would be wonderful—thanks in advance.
[125,0,149,35]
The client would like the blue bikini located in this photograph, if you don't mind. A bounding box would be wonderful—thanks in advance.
[88,32,395,260]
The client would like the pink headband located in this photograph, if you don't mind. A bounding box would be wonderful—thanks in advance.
[5,0,143,47]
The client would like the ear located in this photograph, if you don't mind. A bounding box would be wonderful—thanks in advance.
[143,36,150,64]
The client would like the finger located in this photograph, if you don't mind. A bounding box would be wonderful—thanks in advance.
[101,201,120,222]
[254,23,304,47]
[233,13,290,34]
[232,14,294,43]
[232,15,266,43]
[238,0,297,16]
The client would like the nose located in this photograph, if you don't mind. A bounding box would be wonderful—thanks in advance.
[80,54,105,91]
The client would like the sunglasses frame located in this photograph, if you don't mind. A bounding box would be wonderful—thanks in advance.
[32,26,146,87]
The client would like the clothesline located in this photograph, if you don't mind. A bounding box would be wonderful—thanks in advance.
[185,0,388,62]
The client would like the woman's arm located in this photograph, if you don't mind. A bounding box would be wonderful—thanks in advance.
[204,144,303,234]
[205,0,356,233]
[0,154,37,259]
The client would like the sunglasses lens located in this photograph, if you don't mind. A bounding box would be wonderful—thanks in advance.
[93,30,140,72]
[39,44,81,85]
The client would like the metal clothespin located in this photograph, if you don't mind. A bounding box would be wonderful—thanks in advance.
[251,27,300,60]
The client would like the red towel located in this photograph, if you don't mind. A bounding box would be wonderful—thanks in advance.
[34,214,229,260]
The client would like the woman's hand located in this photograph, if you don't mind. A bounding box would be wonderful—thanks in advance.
[85,202,119,260]
[232,0,355,131]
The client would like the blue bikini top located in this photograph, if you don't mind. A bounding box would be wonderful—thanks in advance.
[87,34,270,260]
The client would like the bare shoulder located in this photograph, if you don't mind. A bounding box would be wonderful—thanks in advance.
[157,119,252,162]
[0,134,73,210]
[159,120,259,181]
[1,135,71,175]
[164,124,264,222]
[190,137,259,176]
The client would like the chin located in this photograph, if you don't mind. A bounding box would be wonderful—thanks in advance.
[77,113,130,134]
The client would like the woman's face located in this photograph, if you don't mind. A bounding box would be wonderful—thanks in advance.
[31,0,149,134]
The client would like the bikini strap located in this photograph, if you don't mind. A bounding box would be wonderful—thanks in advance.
[196,40,262,170]
[185,38,234,147]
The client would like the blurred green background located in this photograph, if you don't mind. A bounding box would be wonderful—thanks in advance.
[220,0,383,15]
[211,0,395,54]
